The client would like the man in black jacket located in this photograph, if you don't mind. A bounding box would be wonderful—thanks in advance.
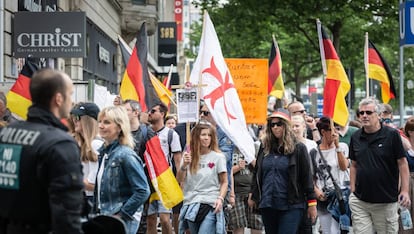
[0,69,84,234]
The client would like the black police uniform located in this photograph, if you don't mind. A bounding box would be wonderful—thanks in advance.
[0,105,84,234]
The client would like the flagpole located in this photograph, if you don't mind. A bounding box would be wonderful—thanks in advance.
[316,19,327,77]
[364,32,370,98]
[185,63,191,150]
[166,64,173,88]
[148,71,177,107]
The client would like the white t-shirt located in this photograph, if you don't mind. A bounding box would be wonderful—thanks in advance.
[157,127,182,161]
[183,151,227,206]
[304,139,318,153]
[82,138,103,196]
[315,142,349,190]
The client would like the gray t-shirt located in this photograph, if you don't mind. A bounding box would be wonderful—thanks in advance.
[183,151,227,206]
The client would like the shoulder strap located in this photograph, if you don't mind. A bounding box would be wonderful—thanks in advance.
[317,146,340,187]
[168,128,173,156]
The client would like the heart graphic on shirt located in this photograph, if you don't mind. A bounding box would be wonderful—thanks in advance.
[208,162,215,168]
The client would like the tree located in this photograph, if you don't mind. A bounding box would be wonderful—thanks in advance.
[189,0,414,109]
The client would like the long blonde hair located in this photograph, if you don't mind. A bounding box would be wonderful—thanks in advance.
[98,106,135,149]
[74,115,99,162]
[189,122,220,174]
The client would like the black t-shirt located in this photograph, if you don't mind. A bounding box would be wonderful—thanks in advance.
[232,148,253,195]
[349,125,405,203]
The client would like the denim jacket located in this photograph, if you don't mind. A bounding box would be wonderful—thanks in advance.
[94,140,150,221]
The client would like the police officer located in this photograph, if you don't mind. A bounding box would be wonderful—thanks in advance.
[0,69,84,234]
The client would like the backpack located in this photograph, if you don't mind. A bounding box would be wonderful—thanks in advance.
[167,128,176,175]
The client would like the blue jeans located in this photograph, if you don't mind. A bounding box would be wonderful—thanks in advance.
[124,218,139,234]
[186,210,221,234]
[261,208,303,234]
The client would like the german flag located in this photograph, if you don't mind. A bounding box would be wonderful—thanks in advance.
[144,134,183,209]
[317,21,350,126]
[119,22,160,112]
[6,59,38,119]
[268,36,285,99]
[366,40,396,104]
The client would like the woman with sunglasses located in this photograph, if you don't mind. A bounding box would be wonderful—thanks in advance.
[313,116,350,234]
[70,102,103,202]
[249,108,317,233]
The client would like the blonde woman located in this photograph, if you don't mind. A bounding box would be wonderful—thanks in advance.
[291,115,318,153]
[71,102,103,200]
[176,121,228,234]
[94,106,150,234]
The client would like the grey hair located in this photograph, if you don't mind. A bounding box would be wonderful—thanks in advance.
[123,99,141,112]
[359,97,381,114]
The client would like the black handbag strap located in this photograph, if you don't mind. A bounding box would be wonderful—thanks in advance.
[317,146,340,187]
[317,146,346,214]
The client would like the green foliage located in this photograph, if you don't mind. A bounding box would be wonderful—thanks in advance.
[187,0,414,109]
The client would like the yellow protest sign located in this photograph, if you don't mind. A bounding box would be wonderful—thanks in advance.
[225,59,267,124]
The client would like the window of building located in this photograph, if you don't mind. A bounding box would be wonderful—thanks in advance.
[131,0,145,5]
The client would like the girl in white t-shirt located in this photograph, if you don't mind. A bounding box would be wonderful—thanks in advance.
[176,122,227,234]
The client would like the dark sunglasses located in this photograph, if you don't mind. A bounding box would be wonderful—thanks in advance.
[149,109,158,114]
[270,121,284,128]
[358,110,374,116]
[200,111,210,116]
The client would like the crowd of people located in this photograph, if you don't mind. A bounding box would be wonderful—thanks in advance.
[0,68,413,234]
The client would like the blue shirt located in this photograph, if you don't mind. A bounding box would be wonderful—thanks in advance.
[259,153,304,210]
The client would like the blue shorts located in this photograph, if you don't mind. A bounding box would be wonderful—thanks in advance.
[147,200,172,216]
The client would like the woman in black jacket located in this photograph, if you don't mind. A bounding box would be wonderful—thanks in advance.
[248,109,317,233]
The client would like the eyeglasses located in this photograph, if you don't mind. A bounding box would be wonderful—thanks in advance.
[358,110,374,116]
[149,109,159,114]
[271,121,284,128]
[292,110,306,115]
[200,111,210,116]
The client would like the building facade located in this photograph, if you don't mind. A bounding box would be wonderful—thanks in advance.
[1,0,178,103]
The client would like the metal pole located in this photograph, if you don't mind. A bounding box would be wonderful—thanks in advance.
[399,0,405,127]
[399,46,405,127]
[0,0,4,82]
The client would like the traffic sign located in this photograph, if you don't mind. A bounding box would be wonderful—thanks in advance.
[400,1,414,47]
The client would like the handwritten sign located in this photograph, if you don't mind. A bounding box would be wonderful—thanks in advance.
[225,59,267,124]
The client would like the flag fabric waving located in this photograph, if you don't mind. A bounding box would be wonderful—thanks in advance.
[119,22,160,112]
[149,72,172,107]
[7,59,38,119]
[144,134,183,209]
[365,39,396,104]
[268,36,285,99]
[317,20,350,126]
[189,11,255,163]
[118,34,171,108]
